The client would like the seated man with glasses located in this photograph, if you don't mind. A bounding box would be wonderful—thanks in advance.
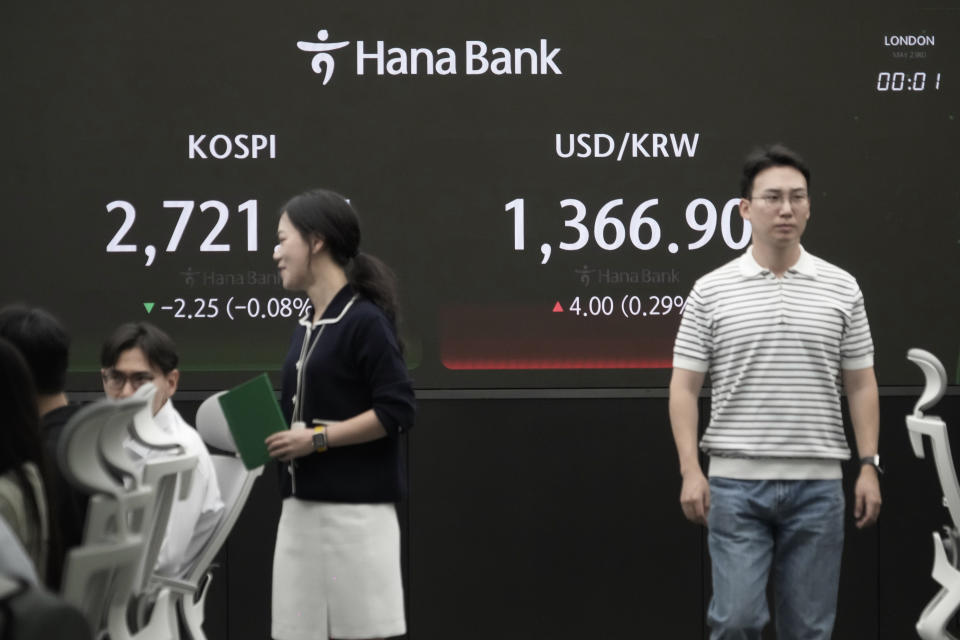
[101,322,224,577]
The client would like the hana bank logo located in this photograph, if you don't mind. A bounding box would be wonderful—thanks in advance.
[297,29,350,85]
[297,26,563,84]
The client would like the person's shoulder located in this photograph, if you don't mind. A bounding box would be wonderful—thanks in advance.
[0,469,21,501]
[807,253,861,290]
[181,422,207,448]
[348,297,386,320]
[692,254,745,293]
[40,405,82,456]
[169,410,220,492]
[40,404,82,430]
[347,298,395,333]
[0,467,30,533]
[165,405,207,449]
[0,518,39,585]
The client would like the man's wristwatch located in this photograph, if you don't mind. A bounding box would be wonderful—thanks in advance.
[860,454,883,474]
[312,426,328,453]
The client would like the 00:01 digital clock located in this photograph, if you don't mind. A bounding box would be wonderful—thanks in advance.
[876,71,941,92]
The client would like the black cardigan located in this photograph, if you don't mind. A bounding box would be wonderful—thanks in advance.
[278,285,415,502]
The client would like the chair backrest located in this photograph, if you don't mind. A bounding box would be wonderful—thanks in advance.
[907,348,948,417]
[102,386,202,603]
[905,349,960,637]
[57,397,145,498]
[107,404,193,640]
[905,349,960,532]
[57,396,155,635]
[98,398,148,490]
[182,392,263,586]
[60,538,143,634]
[133,454,197,595]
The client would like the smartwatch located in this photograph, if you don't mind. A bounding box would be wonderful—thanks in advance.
[859,454,882,474]
[312,426,328,453]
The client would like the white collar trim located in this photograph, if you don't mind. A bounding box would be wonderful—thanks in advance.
[738,245,817,279]
[298,294,359,328]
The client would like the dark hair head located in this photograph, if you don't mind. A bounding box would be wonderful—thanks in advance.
[740,144,811,198]
[0,337,42,475]
[0,336,62,587]
[100,322,179,373]
[0,305,70,395]
[0,338,44,525]
[281,189,402,327]
[283,189,360,267]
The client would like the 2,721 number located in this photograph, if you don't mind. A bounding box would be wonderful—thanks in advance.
[106,200,258,253]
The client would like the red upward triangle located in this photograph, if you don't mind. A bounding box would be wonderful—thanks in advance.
[552,301,564,312]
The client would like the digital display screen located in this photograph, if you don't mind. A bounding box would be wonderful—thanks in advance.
[4,3,958,389]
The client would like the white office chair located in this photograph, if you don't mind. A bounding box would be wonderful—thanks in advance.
[57,396,154,636]
[153,391,264,640]
[905,348,960,639]
[101,384,199,640]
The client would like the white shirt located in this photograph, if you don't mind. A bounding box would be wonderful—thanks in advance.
[125,400,225,577]
[673,246,874,466]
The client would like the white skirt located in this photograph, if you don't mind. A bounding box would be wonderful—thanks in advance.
[271,499,406,640]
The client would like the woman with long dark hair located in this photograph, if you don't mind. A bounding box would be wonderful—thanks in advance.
[265,189,415,640]
[0,337,61,587]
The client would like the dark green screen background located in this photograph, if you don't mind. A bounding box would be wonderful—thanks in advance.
[3,2,957,389]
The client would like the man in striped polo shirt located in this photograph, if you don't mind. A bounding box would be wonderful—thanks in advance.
[668,144,881,639]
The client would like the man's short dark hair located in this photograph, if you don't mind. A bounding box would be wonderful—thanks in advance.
[100,322,179,374]
[740,144,811,198]
[0,305,70,395]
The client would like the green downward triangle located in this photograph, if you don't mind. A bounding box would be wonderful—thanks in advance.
[143,302,155,314]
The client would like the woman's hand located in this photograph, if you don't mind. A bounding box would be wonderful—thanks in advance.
[266,428,316,462]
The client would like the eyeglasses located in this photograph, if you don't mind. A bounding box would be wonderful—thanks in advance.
[101,369,157,391]
[749,192,809,208]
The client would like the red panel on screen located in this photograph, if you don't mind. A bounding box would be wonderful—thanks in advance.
[440,304,677,370]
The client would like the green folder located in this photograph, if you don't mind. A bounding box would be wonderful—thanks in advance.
[217,373,288,470]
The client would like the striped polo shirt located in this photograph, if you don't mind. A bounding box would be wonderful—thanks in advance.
[673,247,874,472]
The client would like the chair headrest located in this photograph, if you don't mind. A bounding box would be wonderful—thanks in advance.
[907,348,948,416]
[58,395,150,494]
[196,392,237,452]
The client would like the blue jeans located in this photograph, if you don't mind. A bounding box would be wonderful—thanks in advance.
[707,478,845,640]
